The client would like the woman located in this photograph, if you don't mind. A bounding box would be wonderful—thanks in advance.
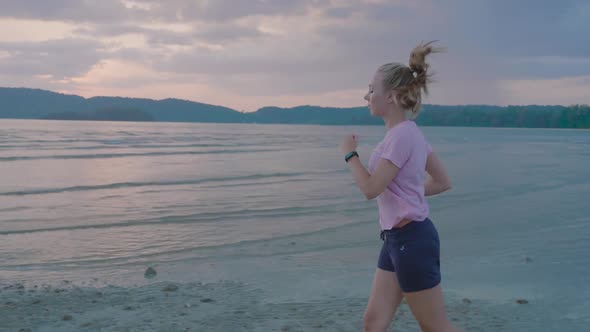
[339,41,461,332]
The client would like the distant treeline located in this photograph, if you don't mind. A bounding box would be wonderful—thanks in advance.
[1,87,589,128]
[417,104,590,129]
[244,104,590,128]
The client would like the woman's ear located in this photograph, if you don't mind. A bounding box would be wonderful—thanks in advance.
[387,90,399,105]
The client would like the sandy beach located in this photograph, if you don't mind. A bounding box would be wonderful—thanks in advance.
[2,276,522,332]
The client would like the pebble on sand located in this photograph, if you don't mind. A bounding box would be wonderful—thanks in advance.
[162,284,179,292]
[144,267,157,279]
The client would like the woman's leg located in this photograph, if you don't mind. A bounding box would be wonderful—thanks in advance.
[391,219,462,331]
[403,285,462,332]
[363,268,404,332]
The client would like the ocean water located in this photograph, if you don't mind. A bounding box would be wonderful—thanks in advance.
[1,119,589,330]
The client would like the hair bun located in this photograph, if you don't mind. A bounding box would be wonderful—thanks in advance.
[408,40,445,94]
[409,40,444,74]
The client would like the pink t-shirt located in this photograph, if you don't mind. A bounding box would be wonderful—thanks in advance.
[368,120,432,230]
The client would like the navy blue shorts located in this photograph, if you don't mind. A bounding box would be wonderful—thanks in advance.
[377,218,441,293]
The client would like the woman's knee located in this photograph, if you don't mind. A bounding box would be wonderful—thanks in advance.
[416,320,438,332]
[363,309,390,332]
[416,318,460,332]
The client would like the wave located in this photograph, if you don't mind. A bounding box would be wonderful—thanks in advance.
[0,219,375,269]
[1,143,264,152]
[0,172,308,196]
[0,201,372,235]
[0,168,346,197]
[0,206,29,212]
[0,148,281,161]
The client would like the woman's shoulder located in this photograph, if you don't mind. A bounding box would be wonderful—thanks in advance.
[382,121,430,154]
[384,120,419,140]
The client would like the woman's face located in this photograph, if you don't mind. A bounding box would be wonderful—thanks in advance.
[364,70,392,117]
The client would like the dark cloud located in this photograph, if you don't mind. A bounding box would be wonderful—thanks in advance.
[440,0,590,57]
[322,6,357,19]
[500,56,590,80]
[195,24,265,43]
[74,22,266,46]
[73,24,148,37]
[0,0,326,23]
[143,0,324,22]
[0,0,134,23]
[74,25,196,46]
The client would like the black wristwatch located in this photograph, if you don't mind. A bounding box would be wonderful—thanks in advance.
[345,151,359,163]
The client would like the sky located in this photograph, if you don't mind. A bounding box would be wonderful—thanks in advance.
[0,0,589,111]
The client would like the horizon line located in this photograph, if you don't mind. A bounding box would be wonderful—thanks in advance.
[1,86,584,112]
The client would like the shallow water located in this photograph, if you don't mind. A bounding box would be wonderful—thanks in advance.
[1,119,588,330]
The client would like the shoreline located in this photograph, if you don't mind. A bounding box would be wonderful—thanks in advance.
[1,279,530,332]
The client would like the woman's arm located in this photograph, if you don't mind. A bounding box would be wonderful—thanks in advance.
[340,134,400,200]
[424,152,451,196]
[347,157,400,200]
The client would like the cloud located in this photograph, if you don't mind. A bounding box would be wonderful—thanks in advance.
[0,38,105,79]
[0,19,76,42]
[0,0,589,109]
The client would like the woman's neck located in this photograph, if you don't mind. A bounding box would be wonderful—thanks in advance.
[383,111,408,130]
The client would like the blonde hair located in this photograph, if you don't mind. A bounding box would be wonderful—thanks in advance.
[378,41,445,116]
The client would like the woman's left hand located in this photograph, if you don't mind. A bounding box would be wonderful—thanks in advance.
[340,134,358,154]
